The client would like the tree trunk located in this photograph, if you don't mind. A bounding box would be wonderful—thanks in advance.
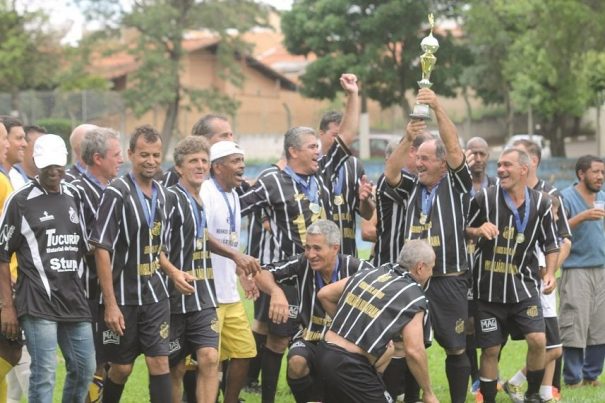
[462,87,472,141]
[546,113,566,157]
[161,93,180,161]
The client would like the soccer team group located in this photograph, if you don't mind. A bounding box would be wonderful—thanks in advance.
[0,73,603,403]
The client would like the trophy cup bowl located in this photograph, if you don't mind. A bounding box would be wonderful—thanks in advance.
[410,16,439,121]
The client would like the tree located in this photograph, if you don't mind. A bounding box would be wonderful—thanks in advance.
[77,0,268,156]
[281,0,467,122]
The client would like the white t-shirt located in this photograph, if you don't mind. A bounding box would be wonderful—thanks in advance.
[200,178,241,304]
[537,247,557,318]
[9,166,28,190]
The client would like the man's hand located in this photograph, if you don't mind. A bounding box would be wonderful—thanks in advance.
[416,88,439,110]
[406,119,427,142]
[542,272,556,295]
[0,305,19,341]
[234,252,261,277]
[340,73,359,95]
[240,273,260,300]
[583,208,605,221]
[358,175,373,202]
[477,222,499,240]
[104,304,126,336]
[170,270,196,295]
[465,149,476,169]
[268,290,289,324]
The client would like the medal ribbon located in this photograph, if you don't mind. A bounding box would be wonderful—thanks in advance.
[129,172,158,229]
[315,258,340,289]
[177,183,206,239]
[12,165,29,183]
[333,165,345,196]
[212,177,236,234]
[83,169,107,190]
[420,181,441,218]
[283,165,319,205]
[502,187,530,237]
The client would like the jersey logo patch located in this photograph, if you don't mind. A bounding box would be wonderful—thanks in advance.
[290,340,305,349]
[68,206,79,224]
[211,317,219,333]
[455,318,465,334]
[102,330,120,345]
[169,339,181,353]
[526,305,538,318]
[39,211,54,222]
[288,305,299,319]
[480,318,498,333]
[0,225,15,250]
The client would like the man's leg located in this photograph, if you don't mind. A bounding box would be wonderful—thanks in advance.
[0,337,22,403]
[287,340,321,403]
[104,363,134,403]
[479,345,501,403]
[146,355,172,403]
[562,347,584,385]
[224,358,250,403]
[262,333,287,403]
[524,332,546,400]
[445,349,471,403]
[21,316,59,403]
[583,344,605,384]
[169,360,186,403]
[57,321,96,402]
[196,346,219,402]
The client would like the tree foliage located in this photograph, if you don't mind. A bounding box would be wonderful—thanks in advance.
[77,0,268,155]
[282,0,468,117]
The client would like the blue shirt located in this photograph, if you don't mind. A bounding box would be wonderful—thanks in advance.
[561,186,605,269]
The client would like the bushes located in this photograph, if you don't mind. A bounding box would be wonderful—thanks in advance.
[34,118,72,146]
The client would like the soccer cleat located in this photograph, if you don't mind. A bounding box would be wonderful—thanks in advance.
[523,392,541,403]
[541,397,560,403]
[552,387,561,400]
[502,381,524,403]
[474,390,484,403]
[471,379,481,394]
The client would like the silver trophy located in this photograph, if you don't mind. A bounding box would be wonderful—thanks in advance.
[410,13,439,121]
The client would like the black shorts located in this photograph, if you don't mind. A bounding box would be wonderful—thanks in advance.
[254,285,300,338]
[544,317,561,350]
[475,296,545,349]
[169,308,219,367]
[424,274,469,350]
[88,300,105,365]
[288,338,323,400]
[100,300,170,364]
[316,342,392,403]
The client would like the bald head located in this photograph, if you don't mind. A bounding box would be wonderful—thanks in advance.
[466,137,488,149]
[70,124,98,164]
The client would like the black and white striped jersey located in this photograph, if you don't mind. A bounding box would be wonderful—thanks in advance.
[89,174,169,306]
[0,180,90,321]
[264,253,371,341]
[329,263,430,358]
[164,184,217,314]
[240,137,350,260]
[71,172,106,300]
[64,163,86,183]
[329,156,365,256]
[161,166,179,188]
[372,174,408,267]
[392,162,473,275]
[467,185,560,303]
[533,179,572,239]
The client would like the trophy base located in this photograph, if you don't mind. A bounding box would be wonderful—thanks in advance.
[410,104,432,121]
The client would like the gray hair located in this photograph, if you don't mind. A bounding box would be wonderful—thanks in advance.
[397,240,435,271]
[284,126,316,159]
[307,219,341,246]
[81,127,120,166]
[191,114,228,139]
[174,136,210,167]
[500,148,530,169]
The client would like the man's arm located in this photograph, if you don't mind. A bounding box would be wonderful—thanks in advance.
[358,175,375,220]
[416,88,463,169]
[0,261,18,340]
[317,277,348,317]
[337,73,360,148]
[254,270,289,323]
[567,207,605,229]
[159,252,195,295]
[402,311,439,403]
[542,251,559,295]
[361,211,377,242]
[94,247,125,336]
[384,120,426,186]
[208,235,260,276]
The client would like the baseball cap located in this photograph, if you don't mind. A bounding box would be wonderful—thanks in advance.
[210,141,245,162]
[33,134,68,169]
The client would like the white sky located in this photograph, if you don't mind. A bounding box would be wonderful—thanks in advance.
[20,0,293,44]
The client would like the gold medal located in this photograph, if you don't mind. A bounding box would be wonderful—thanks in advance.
[230,232,238,243]
[516,233,525,244]
[309,203,321,214]
[419,213,427,225]
[334,195,344,206]
[196,238,203,250]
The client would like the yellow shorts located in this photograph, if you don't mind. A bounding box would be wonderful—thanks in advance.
[217,302,256,361]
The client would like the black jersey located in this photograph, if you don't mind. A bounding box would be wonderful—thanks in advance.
[467,185,560,303]
[161,166,179,188]
[329,263,429,358]
[246,165,281,264]
[240,137,350,259]
[372,174,408,267]
[533,179,572,239]
[394,162,473,275]
[89,174,169,306]
[264,253,371,341]
[165,184,217,313]
[329,156,365,256]
[0,180,90,322]
[64,163,86,183]
[71,173,106,300]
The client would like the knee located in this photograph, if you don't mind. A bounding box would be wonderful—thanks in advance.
[287,355,309,379]
[266,334,289,353]
[526,333,546,351]
[109,363,134,384]
[481,346,501,361]
[446,348,466,356]
[146,356,170,375]
[198,347,219,369]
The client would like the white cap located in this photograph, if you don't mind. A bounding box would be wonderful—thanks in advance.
[210,141,244,162]
[33,134,68,169]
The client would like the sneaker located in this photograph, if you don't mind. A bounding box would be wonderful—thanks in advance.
[243,380,261,394]
[541,397,560,403]
[474,390,484,403]
[552,387,561,400]
[583,379,602,387]
[523,392,541,403]
[503,381,524,403]
[471,379,481,394]
[88,374,104,403]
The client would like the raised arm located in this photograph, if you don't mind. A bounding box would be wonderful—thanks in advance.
[384,120,426,186]
[337,73,360,148]
[416,88,463,169]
